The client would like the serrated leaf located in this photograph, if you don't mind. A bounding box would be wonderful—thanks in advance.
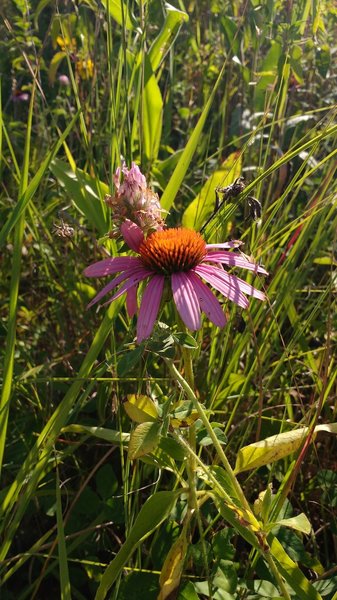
[235,423,337,473]
[128,422,162,459]
[124,394,159,424]
[182,152,242,230]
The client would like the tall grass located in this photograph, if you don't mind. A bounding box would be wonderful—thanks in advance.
[1,0,337,598]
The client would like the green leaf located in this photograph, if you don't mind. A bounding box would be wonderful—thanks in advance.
[100,0,134,29]
[272,513,312,535]
[269,534,322,600]
[160,59,228,212]
[61,424,129,444]
[56,469,71,600]
[128,422,162,459]
[123,394,159,424]
[235,423,337,473]
[148,4,189,72]
[117,346,143,377]
[177,581,200,599]
[95,491,180,599]
[172,332,199,349]
[143,57,163,164]
[50,159,109,236]
[182,152,242,230]
[48,51,67,84]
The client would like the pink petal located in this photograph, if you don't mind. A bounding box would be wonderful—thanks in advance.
[195,264,249,308]
[120,219,144,252]
[188,272,227,328]
[102,268,152,307]
[171,272,201,331]
[204,264,265,301]
[87,265,149,309]
[84,256,141,277]
[137,275,165,343]
[203,251,268,275]
[126,285,138,317]
[206,240,243,249]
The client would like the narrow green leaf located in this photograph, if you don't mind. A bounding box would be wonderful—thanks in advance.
[148,4,189,72]
[269,535,322,600]
[160,59,228,212]
[95,491,180,599]
[61,424,130,444]
[143,57,163,164]
[0,110,80,247]
[56,469,72,600]
[182,152,242,229]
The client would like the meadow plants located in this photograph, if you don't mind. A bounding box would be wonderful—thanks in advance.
[0,0,337,598]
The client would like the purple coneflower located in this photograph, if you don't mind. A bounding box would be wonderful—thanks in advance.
[84,220,267,343]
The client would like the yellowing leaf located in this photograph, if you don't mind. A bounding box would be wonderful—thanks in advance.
[235,423,337,473]
[182,152,242,230]
[123,394,159,423]
[158,530,188,600]
[128,422,161,459]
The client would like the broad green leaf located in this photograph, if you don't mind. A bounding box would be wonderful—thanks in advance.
[50,158,109,235]
[123,394,159,423]
[172,332,199,349]
[177,581,200,599]
[235,423,337,473]
[143,57,163,164]
[95,491,180,599]
[271,513,312,535]
[128,422,162,459]
[148,4,188,72]
[100,0,133,29]
[182,152,242,230]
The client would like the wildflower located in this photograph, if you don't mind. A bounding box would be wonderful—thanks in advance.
[106,162,164,236]
[58,74,70,87]
[84,220,267,343]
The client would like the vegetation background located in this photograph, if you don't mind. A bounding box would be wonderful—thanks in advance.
[0,0,336,598]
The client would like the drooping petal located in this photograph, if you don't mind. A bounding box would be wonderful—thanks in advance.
[126,285,138,317]
[137,275,165,343]
[87,265,149,309]
[195,264,249,308]
[203,251,268,275]
[120,219,144,252]
[171,272,201,331]
[188,272,227,328]
[202,264,265,301]
[102,268,152,307]
[206,240,243,249]
[84,256,142,277]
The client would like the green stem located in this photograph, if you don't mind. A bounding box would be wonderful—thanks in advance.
[265,552,292,600]
[165,358,253,516]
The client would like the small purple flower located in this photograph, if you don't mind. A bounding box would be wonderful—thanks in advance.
[12,91,29,102]
[84,221,268,343]
[58,74,70,87]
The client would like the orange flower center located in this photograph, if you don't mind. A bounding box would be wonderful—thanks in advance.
[139,228,207,274]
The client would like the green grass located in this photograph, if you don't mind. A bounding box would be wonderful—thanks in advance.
[1,0,337,598]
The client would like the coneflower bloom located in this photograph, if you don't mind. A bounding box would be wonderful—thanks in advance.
[84,220,267,343]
